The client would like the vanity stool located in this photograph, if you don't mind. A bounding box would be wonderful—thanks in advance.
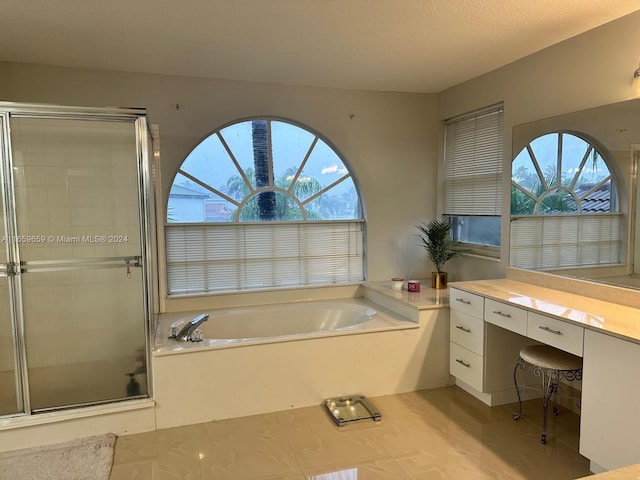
[512,344,583,444]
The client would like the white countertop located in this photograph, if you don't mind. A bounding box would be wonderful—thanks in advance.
[363,280,449,310]
[450,279,640,345]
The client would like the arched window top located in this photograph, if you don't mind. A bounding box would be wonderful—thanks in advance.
[168,118,362,223]
[510,131,623,271]
[511,131,617,215]
[165,118,365,295]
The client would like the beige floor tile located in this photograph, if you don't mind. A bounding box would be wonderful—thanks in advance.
[284,423,387,469]
[112,424,204,465]
[110,386,591,480]
[200,411,282,438]
[109,462,155,480]
[109,455,201,480]
[276,404,340,433]
[253,473,307,480]
[198,425,300,479]
[395,449,503,480]
[368,417,464,457]
[304,457,412,479]
[404,467,450,480]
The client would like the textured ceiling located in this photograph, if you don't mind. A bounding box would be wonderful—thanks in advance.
[1,0,640,93]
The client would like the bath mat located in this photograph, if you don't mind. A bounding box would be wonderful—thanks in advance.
[0,433,116,480]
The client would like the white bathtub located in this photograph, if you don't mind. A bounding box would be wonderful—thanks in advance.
[155,298,416,353]
[152,296,451,428]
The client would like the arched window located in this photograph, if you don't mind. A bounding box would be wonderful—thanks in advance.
[510,131,622,270]
[165,118,365,295]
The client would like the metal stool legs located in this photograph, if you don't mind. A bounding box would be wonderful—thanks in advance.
[541,369,560,444]
[512,359,523,421]
[512,356,581,444]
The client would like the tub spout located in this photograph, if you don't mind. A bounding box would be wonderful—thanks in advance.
[169,313,209,342]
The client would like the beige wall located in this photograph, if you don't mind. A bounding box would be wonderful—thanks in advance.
[437,9,640,282]
[0,62,439,297]
[3,8,639,295]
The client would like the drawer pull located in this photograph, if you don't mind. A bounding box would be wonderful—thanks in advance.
[455,298,471,305]
[455,325,471,333]
[538,325,562,336]
[455,358,471,368]
[493,310,512,318]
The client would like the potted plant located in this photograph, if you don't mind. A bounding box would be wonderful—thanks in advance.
[416,219,467,289]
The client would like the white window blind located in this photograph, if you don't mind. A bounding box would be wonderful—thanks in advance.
[443,105,504,216]
[166,221,365,295]
[510,214,622,270]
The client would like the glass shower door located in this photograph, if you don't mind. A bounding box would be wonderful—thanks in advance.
[0,115,22,416]
[10,116,149,410]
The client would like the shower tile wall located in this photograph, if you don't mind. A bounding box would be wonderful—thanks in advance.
[7,118,147,409]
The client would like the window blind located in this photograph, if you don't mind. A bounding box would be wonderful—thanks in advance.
[166,221,365,295]
[510,214,622,270]
[443,105,504,216]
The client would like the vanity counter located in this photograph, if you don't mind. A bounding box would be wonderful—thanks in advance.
[450,278,640,345]
[450,278,640,473]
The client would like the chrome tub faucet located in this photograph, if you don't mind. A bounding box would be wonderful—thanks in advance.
[169,313,209,342]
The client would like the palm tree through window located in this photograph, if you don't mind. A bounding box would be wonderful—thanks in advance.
[168,119,361,223]
[164,118,365,295]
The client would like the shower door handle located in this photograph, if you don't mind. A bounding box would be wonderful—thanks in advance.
[3,262,22,277]
[19,256,142,273]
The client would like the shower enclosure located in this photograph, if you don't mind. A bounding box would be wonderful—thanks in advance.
[0,103,154,417]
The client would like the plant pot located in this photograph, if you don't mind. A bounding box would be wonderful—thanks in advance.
[431,272,448,289]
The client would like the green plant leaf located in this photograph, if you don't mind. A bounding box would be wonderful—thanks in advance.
[416,219,468,273]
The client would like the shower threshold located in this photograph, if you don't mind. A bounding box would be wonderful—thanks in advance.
[323,395,381,427]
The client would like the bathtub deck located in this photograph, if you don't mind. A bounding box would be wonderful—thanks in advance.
[154,296,421,355]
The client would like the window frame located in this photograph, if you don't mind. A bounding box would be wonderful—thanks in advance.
[442,104,504,258]
[164,116,366,296]
[509,130,623,270]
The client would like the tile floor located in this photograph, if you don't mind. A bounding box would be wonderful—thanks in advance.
[109,385,592,479]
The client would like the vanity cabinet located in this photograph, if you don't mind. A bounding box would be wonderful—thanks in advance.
[484,298,527,335]
[527,312,584,356]
[449,288,527,403]
[449,278,640,473]
[449,288,485,391]
[449,286,583,406]
[580,329,640,471]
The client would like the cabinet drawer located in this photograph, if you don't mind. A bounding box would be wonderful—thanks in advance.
[484,299,527,336]
[449,288,484,319]
[527,312,584,357]
[450,309,485,355]
[450,342,484,392]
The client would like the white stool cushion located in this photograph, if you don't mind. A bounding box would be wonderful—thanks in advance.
[520,344,582,371]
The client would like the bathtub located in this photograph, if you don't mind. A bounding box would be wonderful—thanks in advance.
[152,296,451,428]
[154,298,417,353]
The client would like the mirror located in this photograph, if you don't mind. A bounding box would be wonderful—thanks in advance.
[510,98,640,289]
